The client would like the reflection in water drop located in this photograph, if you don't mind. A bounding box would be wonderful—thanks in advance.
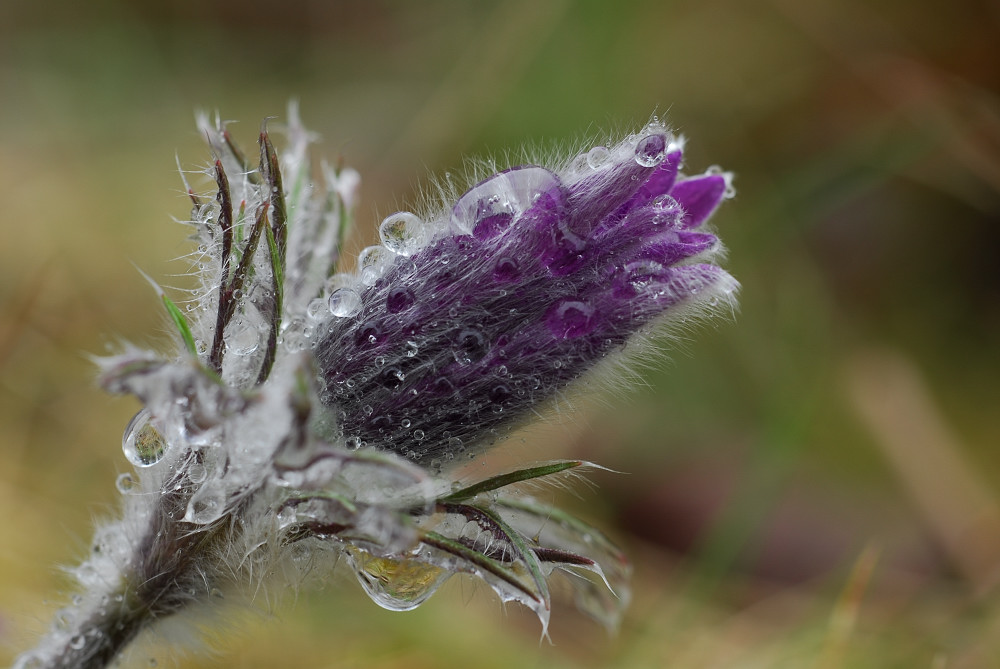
[122,410,167,467]
[350,550,451,611]
[329,287,362,317]
[379,212,428,256]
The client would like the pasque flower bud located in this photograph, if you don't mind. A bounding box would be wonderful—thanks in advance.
[317,122,737,467]
[16,108,736,669]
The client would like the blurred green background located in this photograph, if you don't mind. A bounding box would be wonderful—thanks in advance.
[2,0,999,667]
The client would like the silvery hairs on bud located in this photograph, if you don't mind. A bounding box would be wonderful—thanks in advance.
[15,104,737,669]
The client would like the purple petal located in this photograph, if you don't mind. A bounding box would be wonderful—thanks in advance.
[671,174,727,229]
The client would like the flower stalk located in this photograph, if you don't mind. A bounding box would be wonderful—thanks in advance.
[16,106,736,668]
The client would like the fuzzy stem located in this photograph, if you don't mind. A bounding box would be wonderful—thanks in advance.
[24,460,244,669]
[38,595,146,669]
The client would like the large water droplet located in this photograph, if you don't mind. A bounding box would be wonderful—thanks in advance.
[357,245,393,286]
[635,132,667,167]
[451,167,560,238]
[545,299,598,339]
[586,146,611,169]
[306,297,330,320]
[386,286,415,313]
[329,287,362,317]
[350,550,451,611]
[379,212,428,256]
[122,410,167,467]
[227,321,260,355]
[185,485,226,524]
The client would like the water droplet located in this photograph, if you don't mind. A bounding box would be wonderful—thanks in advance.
[452,327,488,365]
[653,194,679,211]
[227,322,259,355]
[635,132,667,167]
[401,418,412,428]
[545,299,597,339]
[382,367,406,390]
[69,635,86,650]
[357,245,393,286]
[306,297,329,320]
[489,384,511,404]
[405,340,419,357]
[122,410,167,467]
[379,212,428,256]
[451,166,560,237]
[586,146,611,169]
[329,287,362,317]
[115,472,135,494]
[622,260,666,291]
[386,286,415,313]
[350,551,450,611]
[346,436,361,449]
[493,256,520,282]
[413,429,425,441]
[354,320,384,346]
[185,485,226,524]
[188,462,208,484]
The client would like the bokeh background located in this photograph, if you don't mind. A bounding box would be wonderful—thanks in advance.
[2,0,999,667]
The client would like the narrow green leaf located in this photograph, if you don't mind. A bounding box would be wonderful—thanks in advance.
[440,460,583,503]
[476,505,550,608]
[161,294,197,357]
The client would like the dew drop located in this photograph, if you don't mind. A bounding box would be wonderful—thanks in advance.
[451,166,559,237]
[357,245,393,286]
[69,635,86,650]
[122,410,167,467]
[306,297,329,320]
[413,429,425,441]
[452,327,488,365]
[185,486,226,524]
[381,367,406,390]
[329,288,362,317]
[227,322,259,355]
[355,320,384,346]
[350,553,449,611]
[401,418,412,429]
[405,340,419,357]
[492,256,520,283]
[489,384,511,404]
[586,146,611,169]
[545,299,598,339]
[379,212,428,256]
[653,194,679,211]
[115,472,135,494]
[635,132,667,167]
[386,286,415,313]
[188,462,208,484]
